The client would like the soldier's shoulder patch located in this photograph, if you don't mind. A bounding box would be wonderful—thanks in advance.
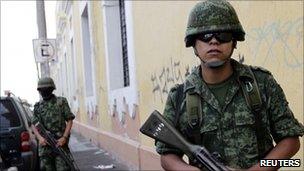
[250,66,271,75]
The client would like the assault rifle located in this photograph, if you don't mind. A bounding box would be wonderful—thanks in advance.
[33,121,80,171]
[140,110,229,171]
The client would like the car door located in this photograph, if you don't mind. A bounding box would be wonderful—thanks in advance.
[0,99,23,167]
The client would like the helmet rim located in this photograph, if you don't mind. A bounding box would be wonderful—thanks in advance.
[37,77,56,90]
[185,0,245,47]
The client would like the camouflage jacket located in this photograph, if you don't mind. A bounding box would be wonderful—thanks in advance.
[156,59,304,169]
[32,95,75,156]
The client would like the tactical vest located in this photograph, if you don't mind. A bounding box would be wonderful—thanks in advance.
[174,65,266,159]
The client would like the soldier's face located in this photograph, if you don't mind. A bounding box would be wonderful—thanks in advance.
[194,34,234,64]
[38,87,54,100]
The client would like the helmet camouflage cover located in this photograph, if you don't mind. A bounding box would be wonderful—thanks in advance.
[37,77,56,90]
[185,0,245,47]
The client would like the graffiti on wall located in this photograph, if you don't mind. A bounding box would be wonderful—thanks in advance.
[151,57,191,103]
[238,53,245,64]
[246,17,303,68]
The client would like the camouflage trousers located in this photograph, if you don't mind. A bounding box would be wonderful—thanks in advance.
[39,146,71,171]
[40,154,71,171]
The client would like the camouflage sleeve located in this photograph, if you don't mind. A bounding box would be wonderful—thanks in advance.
[155,86,184,156]
[61,97,75,121]
[266,75,304,143]
[31,102,40,124]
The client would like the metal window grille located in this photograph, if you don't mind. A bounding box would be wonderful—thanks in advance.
[119,0,130,87]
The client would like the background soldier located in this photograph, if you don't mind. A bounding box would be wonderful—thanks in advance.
[156,0,304,170]
[31,77,75,171]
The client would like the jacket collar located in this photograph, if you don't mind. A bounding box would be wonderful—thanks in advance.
[183,59,252,112]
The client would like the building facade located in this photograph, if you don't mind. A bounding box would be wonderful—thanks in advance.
[52,1,303,170]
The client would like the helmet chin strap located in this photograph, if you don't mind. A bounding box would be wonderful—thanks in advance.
[195,46,235,69]
[203,59,227,68]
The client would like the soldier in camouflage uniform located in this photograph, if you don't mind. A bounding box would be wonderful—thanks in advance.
[156,0,304,170]
[31,77,75,171]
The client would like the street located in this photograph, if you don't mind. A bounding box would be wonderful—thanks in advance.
[69,131,130,171]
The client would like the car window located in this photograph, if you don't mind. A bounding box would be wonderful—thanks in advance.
[15,100,31,124]
[0,99,21,130]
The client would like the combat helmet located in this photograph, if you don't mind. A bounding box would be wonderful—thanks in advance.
[37,77,56,90]
[185,0,245,47]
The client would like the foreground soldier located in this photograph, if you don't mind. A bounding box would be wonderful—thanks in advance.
[31,77,75,171]
[155,0,304,170]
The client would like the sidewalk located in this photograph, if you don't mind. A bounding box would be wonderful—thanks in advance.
[69,131,130,171]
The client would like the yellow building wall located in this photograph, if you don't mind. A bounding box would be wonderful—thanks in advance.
[90,1,112,132]
[133,1,199,147]
[133,1,303,168]
[71,1,87,125]
[65,1,112,132]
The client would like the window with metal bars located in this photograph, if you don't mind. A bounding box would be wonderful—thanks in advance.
[119,0,130,87]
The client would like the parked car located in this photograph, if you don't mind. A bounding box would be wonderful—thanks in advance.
[0,94,39,171]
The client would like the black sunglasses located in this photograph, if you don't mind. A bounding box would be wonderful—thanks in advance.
[197,32,233,43]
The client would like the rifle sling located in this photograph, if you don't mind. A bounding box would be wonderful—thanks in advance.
[174,83,202,144]
[186,92,202,144]
[239,66,264,159]
[174,84,184,127]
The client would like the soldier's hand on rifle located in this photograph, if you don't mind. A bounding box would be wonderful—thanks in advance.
[57,136,67,147]
[38,136,48,146]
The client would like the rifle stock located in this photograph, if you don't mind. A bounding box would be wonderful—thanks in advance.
[34,121,80,171]
[140,110,229,171]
